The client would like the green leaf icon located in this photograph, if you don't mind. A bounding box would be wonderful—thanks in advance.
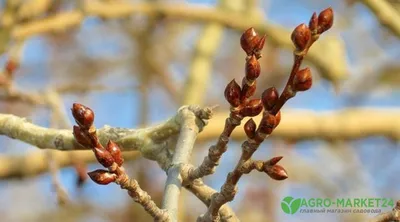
[281,196,302,214]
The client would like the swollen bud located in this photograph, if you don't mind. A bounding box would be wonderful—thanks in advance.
[224,79,242,107]
[291,24,311,51]
[240,99,263,117]
[240,27,260,55]
[265,165,288,181]
[293,67,312,91]
[244,118,256,139]
[93,146,115,168]
[73,125,92,147]
[309,12,318,33]
[88,169,117,185]
[71,103,94,129]
[106,140,124,166]
[261,87,279,111]
[245,55,261,81]
[318,7,334,33]
[259,113,276,134]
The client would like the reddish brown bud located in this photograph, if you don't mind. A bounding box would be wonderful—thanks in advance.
[265,165,288,181]
[267,156,283,166]
[259,113,276,134]
[71,103,94,128]
[87,169,116,185]
[240,27,260,55]
[224,79,242,107]
[309,12,318,33]
[240,99,263,117]
[241,78,256,100]
[274,111,281,128]
[106,140,124,166]
[244,118,256,139]
[93,146,115,168]
[245,55,261,81]
[73,125,92,147]
[5,60,18,77]
[261,87,279,111]
[293,67,312,91]
[318,7,334,33]
[291,24,311,51]
[254,34,266,54]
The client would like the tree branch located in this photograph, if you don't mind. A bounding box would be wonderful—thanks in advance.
[10,1,347,84]
[161,106,212,221]
[0,150,140,179]
[198,109,400,141]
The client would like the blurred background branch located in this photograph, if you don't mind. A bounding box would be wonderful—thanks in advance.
[0,0,399,221]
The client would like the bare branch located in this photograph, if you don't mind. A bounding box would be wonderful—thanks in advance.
[0,150,140,179]
[11,2,347,84]
[198,109,400,141]
[162,106,212,221]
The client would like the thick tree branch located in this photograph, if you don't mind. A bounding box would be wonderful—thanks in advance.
[0,110,181,167]
[198,109,400,141]
[162,106,212,221]
[0,150,140,179]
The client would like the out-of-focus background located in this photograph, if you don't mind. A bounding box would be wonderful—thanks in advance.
[0,0,399,221]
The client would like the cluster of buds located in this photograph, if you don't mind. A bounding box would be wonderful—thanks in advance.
[235,8,333,181]
[291,7,333,52]
[224,28,266,118]
[267,7,334,114]
[71,103,124,185]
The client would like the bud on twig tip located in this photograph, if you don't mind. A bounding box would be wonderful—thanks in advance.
[240,27,258,55]
[71,103,94,128]
[318,7,334,34]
